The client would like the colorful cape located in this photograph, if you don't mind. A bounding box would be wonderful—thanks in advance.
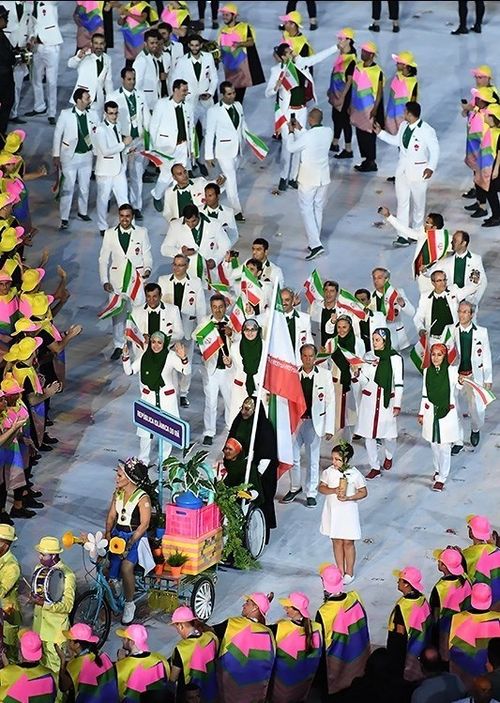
[175,632,219,703]
[463,543,500,609]
[116,653,170,703]
[270,619,322,703]
[328,53,356,111]
[350,62,383,133]
[449,610,500,689]
[0,663,56,703]
[67,652,118,703]
[385,73,418,135]
[431,577,472,661]
[388,595,431,681]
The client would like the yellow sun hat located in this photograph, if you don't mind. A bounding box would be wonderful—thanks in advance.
[3,336,42,362]
[12,317,42,335]
[337,27,355,40]
[21,268,45,293]
[0,524,17,542]
[0,226,24,253]
[35,536,63,554]
[3,130,26,155]
[361,41,377,55]
[392,50,417,68]
[471,64,493,78]
[279,11,302,28]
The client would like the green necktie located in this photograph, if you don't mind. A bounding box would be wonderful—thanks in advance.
[193,60,202,81]
[287,315,296,349]
[228,105,239,129]
[459,329,473,373]
[113,124,120,143]
[96,56,103,76]
[173,281,184,309]
[402,123,413,149]
[454,256,467,287]
[118,228,130,254]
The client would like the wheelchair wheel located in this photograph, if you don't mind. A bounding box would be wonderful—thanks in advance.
[244,506,266,559]
[71,590,111,648]
[190,576,215,621]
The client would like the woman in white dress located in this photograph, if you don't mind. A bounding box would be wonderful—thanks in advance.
[418,343,464,492]
[319,443,368,584]
[355,328,404,479]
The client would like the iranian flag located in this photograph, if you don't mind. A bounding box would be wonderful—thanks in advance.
[263,289,307,475]
[97,294,126,320]
[381,281,399,322]
[462,378,496,407]
[274,103,287,133]
[304,269,324,304]
[443,327,458,365]
[410,333,430,373]
[122,260,145,306]
[337,289,367,321]
[280,60,300,90]
[139,149,174,167]
[427,228,451,262]
[244,130,269,161]
[240,265,262,307]
[125,313,145,349]
[338,345,364,366]
[229,296,246,333]
[196,320,224,361]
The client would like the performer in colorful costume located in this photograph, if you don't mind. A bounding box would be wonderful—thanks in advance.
[385,51,418,135]
[462,514,500,610]
[0,524,21,661]
[0,630,56,702]
[115,623,170,703]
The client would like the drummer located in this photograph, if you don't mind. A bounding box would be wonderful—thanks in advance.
[104,458,152,626]
[31,536,76,679]
[0,523,21,661]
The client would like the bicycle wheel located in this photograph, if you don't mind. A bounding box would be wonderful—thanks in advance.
[71,590,111,648]
[190,576,215,621]
[244,506,266,560]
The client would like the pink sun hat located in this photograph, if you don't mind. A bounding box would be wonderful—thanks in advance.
[471,582,492,610]
[467,514,492,541]
[319,563,344,595]
[116,624,149,651]
[279,591,311,619]
[243,592,270,616]
[63,623,99,644]
[361,41,377,55]
[433,548,464,576]
[19,630,43,662]
[171,606,195,624]
[393,566,424,592]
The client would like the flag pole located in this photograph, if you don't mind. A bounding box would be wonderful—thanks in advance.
[242,277,280,494]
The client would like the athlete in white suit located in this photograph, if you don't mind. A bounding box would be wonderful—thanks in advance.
[205,81,247,218]
[375,101,439,230]
[172,35,218,131]
[281,288,313,365]
[27,0,62,122]
[67,34,113,115]
[132,31,163,112]
[98,205,152,358]
[132,283,184,345]
[3,0,32,122]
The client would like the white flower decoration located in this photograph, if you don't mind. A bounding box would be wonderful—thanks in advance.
[84,531,108,561]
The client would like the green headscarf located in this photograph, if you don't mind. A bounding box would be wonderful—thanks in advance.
[240,321,263,396]
[331,316,356,392]
[425,344,451,420]
[140,331,170,392]
[373,328,400,408]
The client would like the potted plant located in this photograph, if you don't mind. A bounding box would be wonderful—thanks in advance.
[165,550,189,579]
[163,450,216,507]
[337,440,352,499]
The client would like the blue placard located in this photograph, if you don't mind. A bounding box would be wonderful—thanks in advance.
[133,400,190,449]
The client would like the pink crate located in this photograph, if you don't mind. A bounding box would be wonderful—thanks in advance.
[165,502,222,538]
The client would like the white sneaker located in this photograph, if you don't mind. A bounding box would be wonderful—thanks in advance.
[343,574,354,585]
[121,601,136,625]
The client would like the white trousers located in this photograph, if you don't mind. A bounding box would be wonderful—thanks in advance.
[178,339,194,397]
[151,142,188,199]
[395,170,429,230]
[96,167,129,231]
[59,152,93,220]
[279,105,307,181]
[112,304,129,349]
[431,442,452,482]
[291,419,321,497]
[201,367,232,437]
[298,184,329,250]
[11,63,29,118]
[126,151,146,211]
[192,95,213,134]
[218,155,242,213]
[365,437,397,470]
[139,434,172,465]
[455,381,485,445]
[32,44,60,118]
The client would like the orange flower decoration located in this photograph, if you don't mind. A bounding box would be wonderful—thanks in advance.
[109,537,126,555]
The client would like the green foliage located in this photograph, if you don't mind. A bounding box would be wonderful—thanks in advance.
[165,549,189,567]
[214,481,260,571]
[337,439,352,474]
[163,450,215,498]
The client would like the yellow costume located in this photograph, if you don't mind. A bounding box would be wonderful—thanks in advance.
[0,529,22,660]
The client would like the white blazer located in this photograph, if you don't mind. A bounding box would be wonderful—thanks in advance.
[419,366,462,444]
[158,274,206,339]
[205,100,246,161]
[286,125,333,188]
[355,353,404,440]
[192,315,234,376]
[200,204,238,246]
[93,120,126,178]
[106,87,151,141]
[453,323,492,386]
[132,302,184,342]
[172,51,218,101]
[3,1,32,47]
[163,41,184,93]
[99,225,152,291]
[123,350,189,418]
[370,287,415,351]
[163,177,210,222]
[299,366,335,438]
[414,284,478,336]
[132,50,161,112]
[68,51,113,110]
[284,310,313,365]
[52,107,99,165]
[378,119,440,181]
[160,217,230,280]
[150,97,195,158]
[29,0,62,46]
[429,251,487,306]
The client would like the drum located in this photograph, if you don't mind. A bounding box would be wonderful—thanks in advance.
[31,566,65,604]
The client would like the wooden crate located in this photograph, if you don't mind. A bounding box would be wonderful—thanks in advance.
[162,528,223,576]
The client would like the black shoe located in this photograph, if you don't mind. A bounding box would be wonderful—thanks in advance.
[288,179,298,190]
[235,212,246,222]
[59,220,69,230]
[330,143,339,153]
[368,23,380,31]
[305,246,325,261]
[278,178,288,191]
[212,20,219,29]
[196,161,209,177]
[354,160,377,172]
[27,488,43,498]
[471,24,481,33]
[392,24,400,32]
[153,197,163,212]
[481,217,500,227]
[110,347,122,361]
[462,187,476,199]
[470,430,480,446]
[10,506,36,519]
[464,202,480,211]
[32,453,41,461]
[77,212,91,221]
[0,511,14,525]
[451,444,463,455]
[24,108,47,116]
[306,497,317,508]
[386,175,396,183]
[23,496,44,509]
[334,149,353,159]
[280,487,302,504]
[43,434,59,445]
[451,26,468,34]
[9,116,26,124]
[470,207,488,218]
[46,419,54,427]
[180,397,189,408]
[393,236,410,247]
[309,23,318,31]
[202,435,213,446]
[100,230,105,237]
[134,209,143,221]
[48,117,56,125]
[39,444,53,452]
